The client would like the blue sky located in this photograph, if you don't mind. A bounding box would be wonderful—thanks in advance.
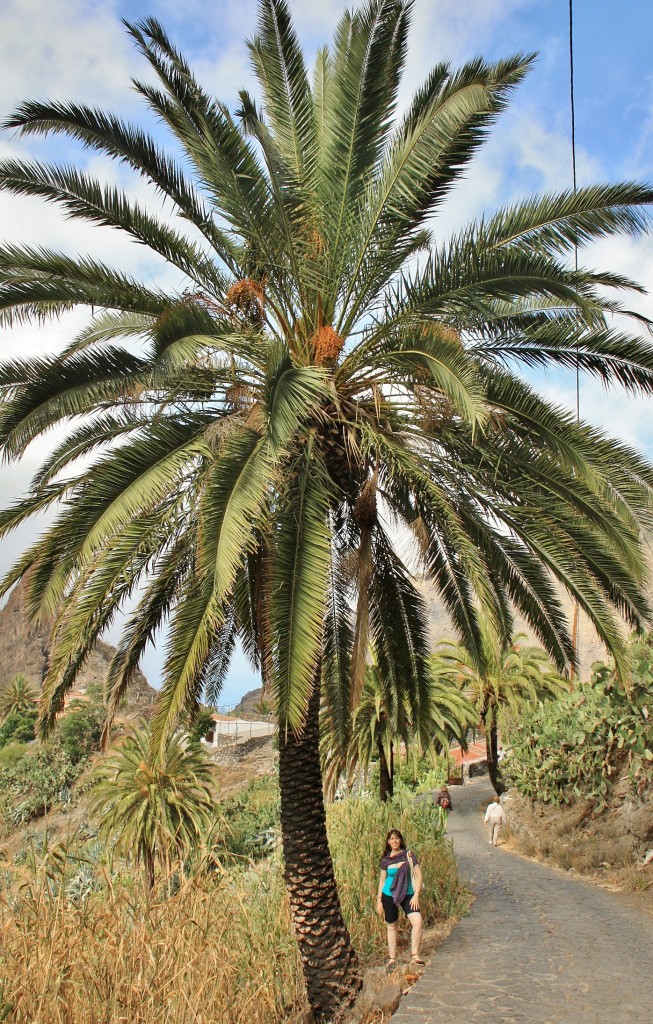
[1,0,653,704]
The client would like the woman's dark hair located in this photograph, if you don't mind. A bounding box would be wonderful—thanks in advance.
[382,828,406,857]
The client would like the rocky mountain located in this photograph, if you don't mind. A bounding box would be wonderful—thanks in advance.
[417,578,607,679]
[232,688,268,715]
[0,580,156,708]
[421,534,653,678]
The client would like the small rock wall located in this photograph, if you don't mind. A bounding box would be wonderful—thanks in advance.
[208,734,275,767]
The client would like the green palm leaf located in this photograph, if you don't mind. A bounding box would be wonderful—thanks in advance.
[270,443,333,730]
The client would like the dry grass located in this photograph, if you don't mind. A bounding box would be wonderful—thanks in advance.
[0,798,465,1024]
[503,790,653,899]
[1,865,306,1024]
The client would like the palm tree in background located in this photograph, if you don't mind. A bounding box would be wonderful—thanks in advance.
[0,673,38,722]
[2,1,653,1015]
[322,660,476,802]
[88,727,214,890]
[432,632,569,794]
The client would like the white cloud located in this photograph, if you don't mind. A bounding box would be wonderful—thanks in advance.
[504,113,600,193]
[403,0,533,98]
[0,0,136,116]
[537,372,653,455]
[585,233,653,324]
[1,0,652,695]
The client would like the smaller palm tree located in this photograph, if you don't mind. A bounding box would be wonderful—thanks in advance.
[0,673,37,722]
[323,660,476,802]
[432,631,569,794]
[88,727,215,889]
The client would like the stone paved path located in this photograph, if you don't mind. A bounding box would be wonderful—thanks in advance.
[393,777,653,1024]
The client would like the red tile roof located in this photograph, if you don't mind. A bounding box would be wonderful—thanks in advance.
[449,741,487,765]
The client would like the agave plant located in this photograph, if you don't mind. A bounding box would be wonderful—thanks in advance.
[2,1,653,1016]
[88,727,214,889]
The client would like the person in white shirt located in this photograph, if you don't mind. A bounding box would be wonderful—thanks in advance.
[484,795,506,846]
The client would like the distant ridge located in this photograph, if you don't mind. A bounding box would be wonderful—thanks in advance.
[0,579,157,709]
[232,688,268,716]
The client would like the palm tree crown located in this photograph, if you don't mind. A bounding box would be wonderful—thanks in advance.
[322,659,477,801]
[432,629,569,792]
[0,673,38,722]
[2,2,653,1016]
[88,727,214,889]
[2,6,653,731]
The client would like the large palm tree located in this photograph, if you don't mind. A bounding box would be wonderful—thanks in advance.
[88,727,214,889]
[322,660,476,802]
[2,1,653,1016]
[433,631,569,794]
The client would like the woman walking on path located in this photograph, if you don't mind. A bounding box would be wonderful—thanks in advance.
[376,828,425,972]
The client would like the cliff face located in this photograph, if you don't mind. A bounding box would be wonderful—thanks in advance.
[417,576,610,679]
[420,535,653,677]
[0,581,156,704]
[233,688,267,715]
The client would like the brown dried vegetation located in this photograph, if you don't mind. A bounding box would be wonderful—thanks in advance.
[353,480,378,531]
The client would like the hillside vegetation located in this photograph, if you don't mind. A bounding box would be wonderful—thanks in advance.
[502,633,653,888]
[0,670,467,1022]
[0,774,466,1024]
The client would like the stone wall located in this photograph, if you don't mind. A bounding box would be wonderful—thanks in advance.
[207,734,275,767]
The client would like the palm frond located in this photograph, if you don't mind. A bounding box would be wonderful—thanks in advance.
[248,0,316,185]
[270,443,333,731]
[3,99,240,266]
[0,159,228,294]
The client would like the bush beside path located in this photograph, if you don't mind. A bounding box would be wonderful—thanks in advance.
[392,777,653,1024]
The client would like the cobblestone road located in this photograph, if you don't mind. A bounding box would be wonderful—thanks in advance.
[393,777,653,1024]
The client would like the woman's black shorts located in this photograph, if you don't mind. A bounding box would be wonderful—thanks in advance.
[381,892,420,923]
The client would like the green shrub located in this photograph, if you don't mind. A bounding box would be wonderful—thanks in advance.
[55,701,103,764]
[366,752,450,801]
[0,708,37,748]
[0,746,81,825]
[188,708,216,745]
[0,742,28,769]
[505,632,653,807]
[328,796,466,957]
[212,775,280,862]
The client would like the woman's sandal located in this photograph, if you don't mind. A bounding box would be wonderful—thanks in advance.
[385,959,398,973]
[411,955,425,966]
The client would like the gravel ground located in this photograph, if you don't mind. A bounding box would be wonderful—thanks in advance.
[392,777,653,1024]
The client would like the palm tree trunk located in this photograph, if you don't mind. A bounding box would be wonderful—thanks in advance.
[484,716,505,796]
[145,849,155,891]
[378,738,394,803]
[278,678,362,1021]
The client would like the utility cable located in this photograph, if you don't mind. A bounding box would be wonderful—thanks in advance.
[569,0,579,416]
[569,0,581,678]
